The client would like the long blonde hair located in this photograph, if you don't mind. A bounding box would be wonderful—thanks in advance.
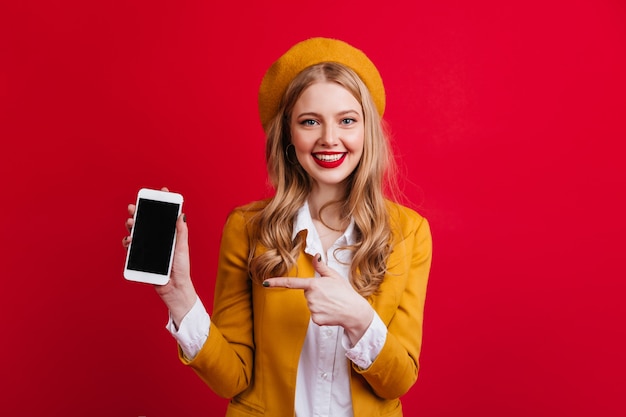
[250,62,396,296]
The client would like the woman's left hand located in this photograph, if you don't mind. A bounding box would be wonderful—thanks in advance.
[263,254,374,345]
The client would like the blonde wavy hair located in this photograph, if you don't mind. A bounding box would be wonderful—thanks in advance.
[250,62,397,296]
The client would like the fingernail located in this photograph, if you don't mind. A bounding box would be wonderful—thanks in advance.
[317,255,322,262]
[183,214,187,223]
[262,281,270,287]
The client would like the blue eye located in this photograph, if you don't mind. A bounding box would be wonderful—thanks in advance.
[300,119,318,126]
[341,118,356,125]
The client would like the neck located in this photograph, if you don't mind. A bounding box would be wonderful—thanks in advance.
[308,183,347,229]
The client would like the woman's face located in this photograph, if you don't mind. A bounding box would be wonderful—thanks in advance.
[289,81,364,191]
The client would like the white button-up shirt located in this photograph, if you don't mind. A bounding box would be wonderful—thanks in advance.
[167,201,387,416]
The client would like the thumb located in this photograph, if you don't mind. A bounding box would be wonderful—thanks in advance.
[175,213,189,250]
[312,253,333,278]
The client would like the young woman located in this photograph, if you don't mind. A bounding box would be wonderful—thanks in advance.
[123,37,432,417]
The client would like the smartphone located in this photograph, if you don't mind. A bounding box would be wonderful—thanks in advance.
[124,188,183,285]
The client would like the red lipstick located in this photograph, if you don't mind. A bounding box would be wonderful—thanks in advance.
[312,152,347,168]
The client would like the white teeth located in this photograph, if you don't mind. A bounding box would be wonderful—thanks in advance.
[314,153,344,162]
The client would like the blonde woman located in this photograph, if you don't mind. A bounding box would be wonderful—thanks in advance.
[123,37,432,417]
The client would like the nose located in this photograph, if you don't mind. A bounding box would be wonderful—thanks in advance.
[319,124,338,147]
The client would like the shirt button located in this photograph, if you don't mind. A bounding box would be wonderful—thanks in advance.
[321,372,328,379]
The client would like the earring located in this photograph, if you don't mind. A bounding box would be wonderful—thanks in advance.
[285,143,298,165]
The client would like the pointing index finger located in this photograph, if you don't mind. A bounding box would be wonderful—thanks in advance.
[263,277,312,289]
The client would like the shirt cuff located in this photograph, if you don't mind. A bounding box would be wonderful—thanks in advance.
[342,312,387,369]
[165,296,211,361]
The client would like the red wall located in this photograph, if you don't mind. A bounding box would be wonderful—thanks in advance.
[2,1,625,415]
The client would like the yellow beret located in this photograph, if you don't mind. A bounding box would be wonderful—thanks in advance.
[258,37,386,131]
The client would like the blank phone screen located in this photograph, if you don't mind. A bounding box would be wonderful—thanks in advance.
[127,198,180,275]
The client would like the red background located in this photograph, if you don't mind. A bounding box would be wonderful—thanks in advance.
[2,1,625,416]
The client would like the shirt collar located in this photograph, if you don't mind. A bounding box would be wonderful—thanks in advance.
[293,200,357,257]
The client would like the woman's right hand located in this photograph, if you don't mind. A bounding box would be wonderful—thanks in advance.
[123,188,199,327]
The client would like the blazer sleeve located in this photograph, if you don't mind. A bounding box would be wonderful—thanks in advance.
[354,212,433,399]
[180,209,255,399]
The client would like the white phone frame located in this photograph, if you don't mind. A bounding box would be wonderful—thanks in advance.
[123,188,183,285]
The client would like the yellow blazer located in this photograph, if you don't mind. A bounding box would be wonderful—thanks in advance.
[181,199,432,417]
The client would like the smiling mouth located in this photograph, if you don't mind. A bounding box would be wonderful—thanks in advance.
[312,152,347,168]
